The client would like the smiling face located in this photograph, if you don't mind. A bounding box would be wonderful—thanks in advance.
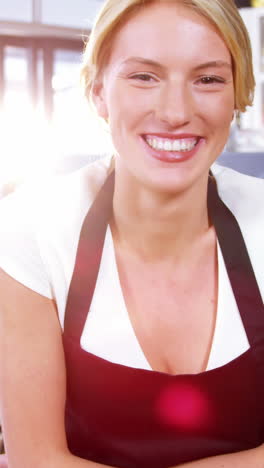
[93,1,235,194]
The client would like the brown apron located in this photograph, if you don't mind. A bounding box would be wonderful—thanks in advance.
[63,171,264,467]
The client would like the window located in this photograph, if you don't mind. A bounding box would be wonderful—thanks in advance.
[0,0,32,22]
[0,36,111,187]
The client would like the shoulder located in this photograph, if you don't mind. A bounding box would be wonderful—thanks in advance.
[0,156,113,302]
[211,163,264,217]
[211,163,264,299]
[0,155,113,224]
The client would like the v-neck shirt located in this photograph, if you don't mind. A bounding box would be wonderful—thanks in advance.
[0,157,262,374]
[81,225,250,372]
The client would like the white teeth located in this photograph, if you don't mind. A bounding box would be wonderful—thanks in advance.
[149,138,155,149]
[164,140,172,151]
[146,136,198,152]
[157,139,164,150]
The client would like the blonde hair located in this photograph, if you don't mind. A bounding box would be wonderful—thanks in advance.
[81,0,255,112]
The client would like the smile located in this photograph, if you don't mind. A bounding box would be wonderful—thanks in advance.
[145,136,199,152]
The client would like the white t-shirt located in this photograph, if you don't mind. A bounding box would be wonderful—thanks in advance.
[0,156,263,372]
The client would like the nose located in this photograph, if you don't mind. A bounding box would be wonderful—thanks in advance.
[155,80,194,128]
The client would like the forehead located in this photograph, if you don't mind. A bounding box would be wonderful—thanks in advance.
[107,2,231,68]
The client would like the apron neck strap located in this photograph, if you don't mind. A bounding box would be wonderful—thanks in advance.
[64,171,264,354]
[208,175,264,351]
[64,170,115,341]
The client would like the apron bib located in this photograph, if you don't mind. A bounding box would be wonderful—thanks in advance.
[63,171,264,467]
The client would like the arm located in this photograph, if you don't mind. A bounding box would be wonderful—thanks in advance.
[0,269,118,468]
[174,444,264,468]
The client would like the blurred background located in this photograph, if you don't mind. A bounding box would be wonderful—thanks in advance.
[0,0,264,194]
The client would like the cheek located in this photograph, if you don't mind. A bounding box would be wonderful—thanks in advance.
[108,89,149,130]
[198,93,234,130]
[219,93,235,123]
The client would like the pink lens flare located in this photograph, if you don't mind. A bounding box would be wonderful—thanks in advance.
[155,382,212,431]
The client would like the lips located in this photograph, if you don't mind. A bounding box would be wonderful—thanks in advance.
[141,133,203,163]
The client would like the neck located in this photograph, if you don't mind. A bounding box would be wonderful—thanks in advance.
[111,168,211,263]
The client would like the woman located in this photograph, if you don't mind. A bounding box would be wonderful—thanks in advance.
[0,0,263,467]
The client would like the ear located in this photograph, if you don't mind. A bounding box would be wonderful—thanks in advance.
[91,79,108,120]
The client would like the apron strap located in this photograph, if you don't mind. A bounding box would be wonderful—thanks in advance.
[64,171,264,360]
[208,176,264,354]
[64,170,115,341]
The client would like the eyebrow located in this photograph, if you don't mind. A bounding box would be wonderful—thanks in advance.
[121,57,232,71]
[193,60,232,71]
[121,57,164,69]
